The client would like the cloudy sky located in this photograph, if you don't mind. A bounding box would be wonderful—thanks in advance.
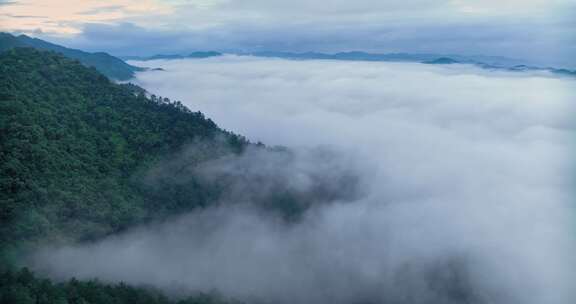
[1,0,575,65]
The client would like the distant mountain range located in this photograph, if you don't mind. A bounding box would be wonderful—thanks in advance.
[422,56,576,77]
[1,32,574,79]
[123,51,222,61]
[126,50,576,78]
[239,51,530,67]
[124,50,526,66]
[0,32,144,80]
[244,51,576,77]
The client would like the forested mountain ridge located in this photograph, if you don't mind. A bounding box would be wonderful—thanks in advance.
[0,47,251,303]
[0,32,143,80]
[0,47,361,304]
[0,47,249,256]
[0,267,237,304]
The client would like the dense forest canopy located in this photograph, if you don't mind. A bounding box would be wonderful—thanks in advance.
[0,47,252,303]
[0,47,251,252]
[0,47,362,304]
[0,267,237,304]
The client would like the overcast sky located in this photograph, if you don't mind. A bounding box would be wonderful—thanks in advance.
[1,0,575,66]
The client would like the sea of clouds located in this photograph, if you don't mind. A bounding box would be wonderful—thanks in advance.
[30,56,576,303]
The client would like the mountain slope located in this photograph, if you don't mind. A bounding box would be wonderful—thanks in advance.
[0,47,357,256]
[0,47,250,257]
[0,48,363,304]
[0,32,143,80]
[0,267,233,304]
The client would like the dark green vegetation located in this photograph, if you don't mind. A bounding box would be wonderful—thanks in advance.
[0,47,248,254]
[0,47,360,303]
[0,47,254,303]
[0,33,143,80]
[0,267,235,304]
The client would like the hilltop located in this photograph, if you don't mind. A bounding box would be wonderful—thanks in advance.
[0,32,144,80]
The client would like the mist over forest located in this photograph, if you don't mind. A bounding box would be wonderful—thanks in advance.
[24,56,576,304]
[1,1,575,303]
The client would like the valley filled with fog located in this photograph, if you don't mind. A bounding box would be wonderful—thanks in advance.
[31,57,576,303]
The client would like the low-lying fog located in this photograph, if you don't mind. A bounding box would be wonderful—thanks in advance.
[31,56,576,303]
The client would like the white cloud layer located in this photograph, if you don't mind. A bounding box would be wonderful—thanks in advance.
[30,58,576,303]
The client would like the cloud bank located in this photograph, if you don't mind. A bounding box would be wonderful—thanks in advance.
[30,57,576,303]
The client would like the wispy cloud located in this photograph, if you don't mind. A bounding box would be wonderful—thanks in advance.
[0,0,17,6]
[0,0,171,34]
[1,12,47,18]
[78,5,123,16]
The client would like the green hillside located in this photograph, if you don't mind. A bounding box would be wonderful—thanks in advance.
[0,47,252,303]
[0,46,361,303]
[0,267,236,304]
[0,47,250,255]
[0,33,143,80]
